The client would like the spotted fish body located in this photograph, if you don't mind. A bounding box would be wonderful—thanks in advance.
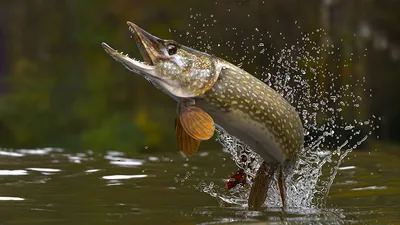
[102,22,304,210]
[196,59,304,165]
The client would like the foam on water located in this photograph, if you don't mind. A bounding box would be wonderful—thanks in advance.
[173,6,380,210]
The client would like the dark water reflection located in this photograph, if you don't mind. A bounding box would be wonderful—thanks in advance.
[0,148,399,224]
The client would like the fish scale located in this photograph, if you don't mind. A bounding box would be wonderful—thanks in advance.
[197,61,304,164]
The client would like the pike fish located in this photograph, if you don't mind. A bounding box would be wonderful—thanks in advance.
[102,22,304,210]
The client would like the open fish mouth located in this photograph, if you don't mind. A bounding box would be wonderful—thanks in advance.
[101,42,154,75]
[101,21,165,76]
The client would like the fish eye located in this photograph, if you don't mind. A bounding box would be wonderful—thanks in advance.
[167,44,177,55]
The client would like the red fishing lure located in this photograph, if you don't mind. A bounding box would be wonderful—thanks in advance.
[226,168,247,189]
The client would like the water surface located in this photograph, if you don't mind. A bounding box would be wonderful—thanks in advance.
[0,147,399,224]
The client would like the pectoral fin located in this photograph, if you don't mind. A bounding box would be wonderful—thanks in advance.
[178,104,215,141]
[175,118,200,157]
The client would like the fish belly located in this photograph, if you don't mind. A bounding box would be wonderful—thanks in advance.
[198,103,284,165]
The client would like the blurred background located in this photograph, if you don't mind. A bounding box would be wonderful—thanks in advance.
[0,0,399,153]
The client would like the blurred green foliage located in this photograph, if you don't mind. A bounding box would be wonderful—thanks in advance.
[0,0,399,152]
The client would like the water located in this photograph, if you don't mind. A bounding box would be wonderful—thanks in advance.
[0,147,399,224]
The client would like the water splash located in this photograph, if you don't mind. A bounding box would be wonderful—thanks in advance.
[176,7,380,210]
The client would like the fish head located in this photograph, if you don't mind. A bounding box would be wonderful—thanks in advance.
[102,22,219,98]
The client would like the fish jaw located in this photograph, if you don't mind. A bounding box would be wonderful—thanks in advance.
[102,43,156,77]
[101,22,168,83]
[126,21,164,65]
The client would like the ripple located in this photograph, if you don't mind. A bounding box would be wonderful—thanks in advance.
[27,168,61,172]
[148,156,159,162]
[106,151,125,156]
[338,166,356,171]
[351,186,387,191]
[106,182,122,186]
[335,180,358,186]
[109,159,143,166]
[102,174,148,180]
[17,148,62,155]
[0,170,28,176]
[85,169,101,173]
[63,152,93,164]
[0,197,25,201]
[104,151,144,166]
[65,154,86,163]
[0,150,24,157]
[199,152,209,157]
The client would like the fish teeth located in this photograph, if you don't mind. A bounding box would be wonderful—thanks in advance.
[112,49,149,65]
